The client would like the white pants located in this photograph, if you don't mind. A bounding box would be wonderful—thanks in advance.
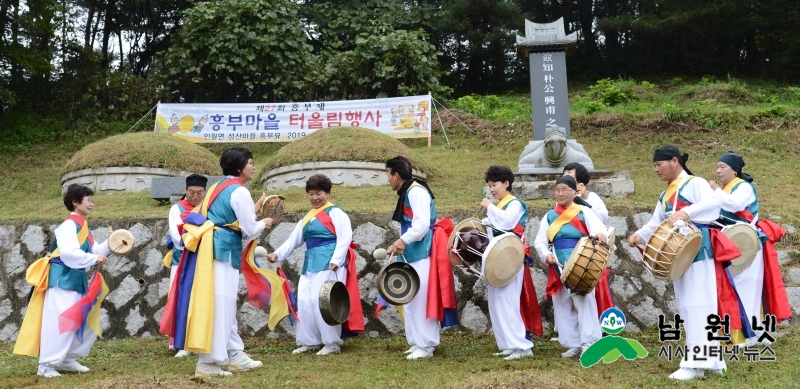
[39,287,98,368]
[674,258,726,370]
[488,266,533,351]
[404,258,440,350]
[552,284,601,348]
[732,247,764,337]
[198,260,245,365]
[297,267,347,347]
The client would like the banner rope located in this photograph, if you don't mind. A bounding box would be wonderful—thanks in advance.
[126,103,159,133]
[431,97,479,148]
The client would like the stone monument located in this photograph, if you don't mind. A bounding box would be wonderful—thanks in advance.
[513,18,634,199]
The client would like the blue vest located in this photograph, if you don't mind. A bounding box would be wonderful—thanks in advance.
[171,203,187,266]
[301,206,341,275]
[546,209,587,268]
[491,198,528,238]
[47,220,92,294]
[658,177,712,262]
[207,182,244,269]
[720,181,760,224]
[401,185,436,263]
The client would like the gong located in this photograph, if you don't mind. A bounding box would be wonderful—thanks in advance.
[376,261,420,306]
[319,276,351,326]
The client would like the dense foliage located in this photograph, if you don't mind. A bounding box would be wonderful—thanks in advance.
[0,0,798,125]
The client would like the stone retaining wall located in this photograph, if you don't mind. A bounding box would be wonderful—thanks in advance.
[0,211,797,343]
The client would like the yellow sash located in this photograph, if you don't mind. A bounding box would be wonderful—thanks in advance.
[163,204,201,269]
[300,202,334,228]
[496,194,516,210]
[176,180,247,353]
[547,203,582,242]
[241,243,292,329]
[86,276,109,340]
[13,219,88,357]
[722,177,745,193]
[162,251,173,269]
[662,175,693,212]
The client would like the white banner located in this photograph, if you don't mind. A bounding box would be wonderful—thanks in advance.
[154,95,431,143]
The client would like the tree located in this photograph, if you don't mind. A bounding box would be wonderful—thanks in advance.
[437,0,525,94]
[324,28,445,99]
[158,0,317,102]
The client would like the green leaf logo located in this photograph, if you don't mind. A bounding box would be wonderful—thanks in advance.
[579,336,649,368]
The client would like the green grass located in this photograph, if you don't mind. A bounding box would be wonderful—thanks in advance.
[0,328,798,388]
[259,126,433,175]
[62,132,220,175]
[1,78,799,229]
[451,77,800,128]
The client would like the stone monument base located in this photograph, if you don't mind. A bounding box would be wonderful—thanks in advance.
[501,170,634,200]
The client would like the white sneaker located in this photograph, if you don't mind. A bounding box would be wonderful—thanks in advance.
[407,347,434,360]
[404,345,419,354]
[708,368,726,376]
[175,350,191,358]
[580,342,593,354]
[669,368,704,381]
[194,363,232,378]
[37,366,61,378]
[503,349,533,361]
[292,345,321,354]
[561,347,582,358]
[227,351,263,372]
[550,337,559,342]
[316,345,341,355]
[492,350,513,357]
[56,360,90,373]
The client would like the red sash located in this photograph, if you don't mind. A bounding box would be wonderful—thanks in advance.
[545,204,588,299]
[314,209,365,333]
[67,214,95,246]
[176,198,194,235]
[207,178,243,206]
[594,269,614,317]
[756,220,791,321]
[426,217,457,323]
[709,225,745,330]
[520,263,544,336]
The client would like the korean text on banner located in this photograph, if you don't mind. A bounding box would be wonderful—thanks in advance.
[154,96,432,143]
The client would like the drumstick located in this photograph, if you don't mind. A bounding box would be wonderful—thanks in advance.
[460,263,486,281]
[472,205,485,219]
[111,240,128,255]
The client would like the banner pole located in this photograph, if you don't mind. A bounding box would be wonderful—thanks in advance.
[427,91,432,148]
[152,101,160,133]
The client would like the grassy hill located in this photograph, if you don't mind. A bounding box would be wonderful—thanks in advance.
[0,77,798,232]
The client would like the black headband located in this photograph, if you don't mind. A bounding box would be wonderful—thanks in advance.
[555,175,577,191]
[653,147,693,176]
[718,151,753,183]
